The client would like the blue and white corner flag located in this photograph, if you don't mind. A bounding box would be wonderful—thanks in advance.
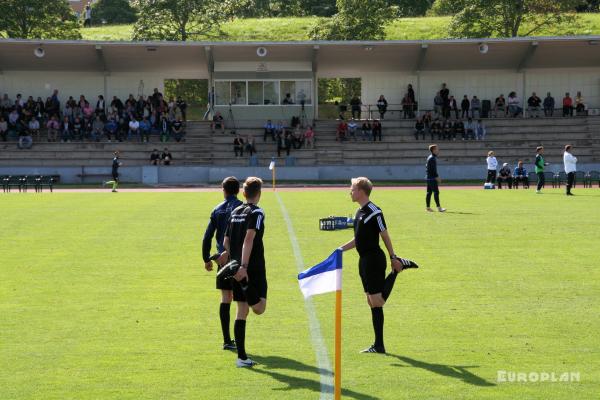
[298,250,343,298]
[269,158,275,170]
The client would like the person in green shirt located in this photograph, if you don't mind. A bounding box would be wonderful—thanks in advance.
[535,146,549,193]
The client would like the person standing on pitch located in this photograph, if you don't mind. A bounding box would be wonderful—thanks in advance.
[202,177,243,350]
[486,151,498,185]
[337,177,418,354]
[218,177,267,367]
[535,146,549,194]
[104,150,122,192]
[563,145,578,196]
[426,145,446,212]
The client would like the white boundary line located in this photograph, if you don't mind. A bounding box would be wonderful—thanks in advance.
[275,192,333,400]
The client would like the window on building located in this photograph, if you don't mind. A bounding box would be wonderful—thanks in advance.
[230,81,246,105]
[264,81,279,105]
[281,81,296,104]
[215,81,230,105]
[248,81,263,105]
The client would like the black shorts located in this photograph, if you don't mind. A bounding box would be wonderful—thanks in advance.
[426,180,439,193]
[216,265,233,291]
[112,172,119,181]
[358,249,386,295]
[232,265,267,302]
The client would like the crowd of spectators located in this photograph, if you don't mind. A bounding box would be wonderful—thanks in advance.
[414,113,486,141]
[0,89,188,149]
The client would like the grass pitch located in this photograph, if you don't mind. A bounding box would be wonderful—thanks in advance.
[1,188,599,399]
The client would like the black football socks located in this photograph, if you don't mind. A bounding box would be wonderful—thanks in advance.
[371,307,384,349]
[234,319,247,360]
[220,303,232,344]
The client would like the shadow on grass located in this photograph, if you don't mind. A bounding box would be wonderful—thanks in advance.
[249,355,379,400]
[443,211,479,215]
[387,354,496,387]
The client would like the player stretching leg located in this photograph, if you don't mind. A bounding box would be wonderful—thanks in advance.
[338,177,418,354]
[202,177,243,350]
[218,177,268,367]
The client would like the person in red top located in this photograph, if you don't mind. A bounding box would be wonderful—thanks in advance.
[562,92,573,117]
[336,120,348,142]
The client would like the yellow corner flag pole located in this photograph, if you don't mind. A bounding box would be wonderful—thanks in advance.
[334,289,342,400]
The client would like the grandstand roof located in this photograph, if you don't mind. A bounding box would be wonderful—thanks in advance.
[1,36,600,73]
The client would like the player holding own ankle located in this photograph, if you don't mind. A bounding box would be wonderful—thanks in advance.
[337,177,418,354]
[220,177,267,367]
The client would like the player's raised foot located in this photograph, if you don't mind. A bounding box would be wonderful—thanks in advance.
[426,207,434,212]
[223,341,236,351]
[236,357,257,368]
[216,260,240,281]
[398,258,419,270]
[437,207,446,212]
[360,345,386,354]
[567,193,575,196]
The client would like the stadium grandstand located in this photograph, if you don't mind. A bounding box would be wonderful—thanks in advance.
[1,37,600,184]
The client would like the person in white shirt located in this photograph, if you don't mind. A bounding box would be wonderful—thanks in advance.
[486,150,498,185]
[347,119,358,141]
[563,144,578,196]
[128,118,140,141]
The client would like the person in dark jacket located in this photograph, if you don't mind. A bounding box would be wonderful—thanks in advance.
[426,144,446,212]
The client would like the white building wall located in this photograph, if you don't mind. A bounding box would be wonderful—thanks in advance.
[360,71,417,106]
[526,68,600,109]
[0,70,205,104]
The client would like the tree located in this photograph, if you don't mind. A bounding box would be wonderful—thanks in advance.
[132,0,228,41]
[310,0,394,40]
[0,0,81,40]
[91,0,138,25]
[448,0,582,38]
[388,0,434,17]
[429,0,467,16]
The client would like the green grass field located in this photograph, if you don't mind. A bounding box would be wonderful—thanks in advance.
[1,188,599,399]
[81,14,600,41]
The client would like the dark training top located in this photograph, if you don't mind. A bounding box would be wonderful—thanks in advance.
[225,203,266,269]
[426,154,438,180]
[112,156,120,174]
[354,201,387,256]
[202,195,243,262]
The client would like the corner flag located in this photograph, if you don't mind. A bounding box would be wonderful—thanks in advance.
[298,249,344,400]
[298,250,342,298]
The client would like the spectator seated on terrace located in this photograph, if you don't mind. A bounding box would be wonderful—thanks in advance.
[46,116,60,142]
[105,118,118,142]
[128,117,140,141]
[430,118,442,141]
[17,126,33,149]
[471,96,481,118]
[494,94,506,117]
[414,117,425,140]
[91,114,104,142]
[28,117,40,141]
[233,134,245,157]
[527,92,542,118]
[211,111,225,134]
[60,116,72,142]
[575,91,586,114]
[161,148,173,165]
[304,125,315,149]
[464,117,476,140]
[513,161,529,188]
[543,92,555,117]
[160,115,170,142]
[372,120,382,141]
[476,119,487,140]
[563,93,573,117]
[139,117,151,143]
[0,116,7,141]
[336,120,348,142]
[361,121,372,141]
[497,163,513,189]
[264,119,276,141]
[150,149,161,165]
[245,134,256,156]
[347,119,358,141]
[507,92,522,117]
[171,117,185,142]
[291,126,304,149]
